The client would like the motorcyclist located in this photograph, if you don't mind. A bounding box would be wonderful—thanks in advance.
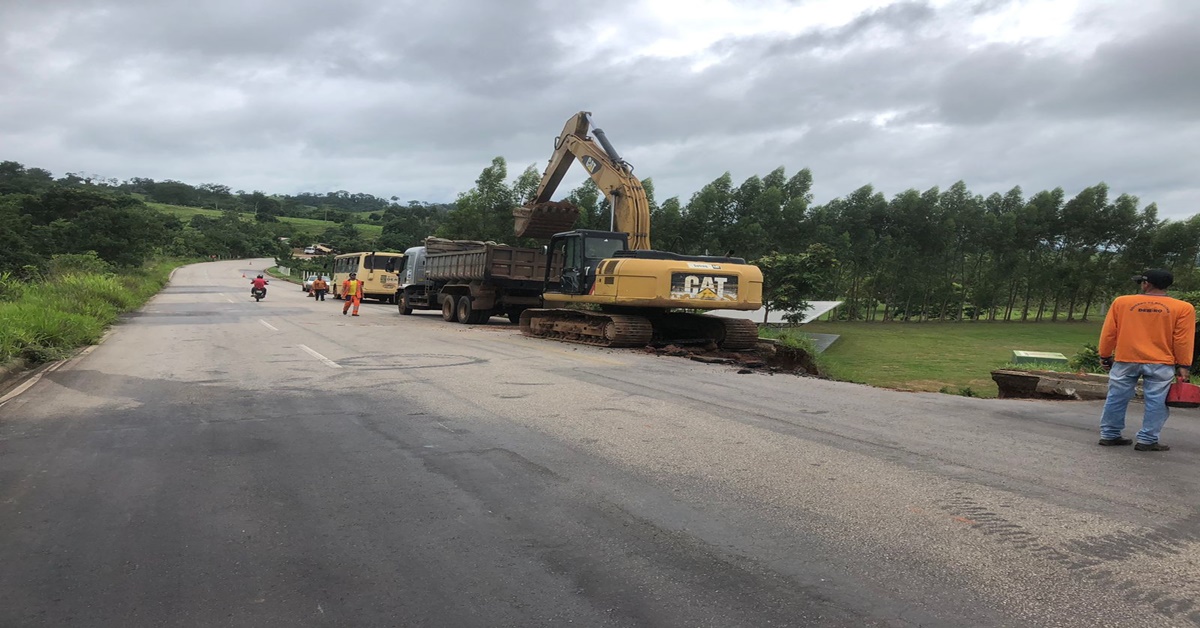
[250,274,269,297]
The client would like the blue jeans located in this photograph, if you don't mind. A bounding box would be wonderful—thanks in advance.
[1099,362,1176,444]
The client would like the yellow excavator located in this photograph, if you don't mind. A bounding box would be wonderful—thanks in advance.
[515,111,764,349]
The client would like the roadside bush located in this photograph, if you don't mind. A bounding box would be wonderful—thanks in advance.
[0,258,183,365]
[47,251,113,277]
[0,271,22,302]
[1068,343,1103,373]
[0,302,105,362]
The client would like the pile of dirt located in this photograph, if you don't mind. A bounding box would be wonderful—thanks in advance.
[643,341,824,377]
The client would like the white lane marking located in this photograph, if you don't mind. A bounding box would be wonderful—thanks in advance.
[222,293,236,303]
[259,319,279,332]
[298,344,342,369]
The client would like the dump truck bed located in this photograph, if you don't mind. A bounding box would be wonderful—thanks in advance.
[424,243,557,288]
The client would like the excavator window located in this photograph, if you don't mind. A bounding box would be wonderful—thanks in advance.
[560,237,582,293]
[563,237,581,269]
[584,237,624,261]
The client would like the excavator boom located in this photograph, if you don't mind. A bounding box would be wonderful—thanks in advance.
[514,112,652,249]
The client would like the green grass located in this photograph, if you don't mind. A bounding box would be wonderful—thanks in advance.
[147,203,383,237]
[793,320,1104,398]
[0,259,189,365]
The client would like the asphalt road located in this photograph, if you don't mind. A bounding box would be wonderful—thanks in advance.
[2,259,1199,628]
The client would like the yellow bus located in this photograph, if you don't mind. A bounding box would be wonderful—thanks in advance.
[331,252,406,303]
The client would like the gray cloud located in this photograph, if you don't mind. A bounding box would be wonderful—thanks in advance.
[1,0,1197,218]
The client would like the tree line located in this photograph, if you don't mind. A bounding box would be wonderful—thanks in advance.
[0,160,451,228]
[434,157,1200,322]
[5,156,1198,324]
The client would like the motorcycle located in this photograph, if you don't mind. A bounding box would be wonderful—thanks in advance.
[251,286,268,301]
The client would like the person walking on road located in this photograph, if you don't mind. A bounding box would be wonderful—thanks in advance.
[342,272,364,316]
[311,276,328,301]
[1098,268,1195,451]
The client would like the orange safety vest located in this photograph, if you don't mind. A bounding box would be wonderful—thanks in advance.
[342,279,363,297]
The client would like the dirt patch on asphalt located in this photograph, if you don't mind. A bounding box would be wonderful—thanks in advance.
[643,341,824,377]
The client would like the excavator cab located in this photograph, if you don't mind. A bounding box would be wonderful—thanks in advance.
[546,230,629,295]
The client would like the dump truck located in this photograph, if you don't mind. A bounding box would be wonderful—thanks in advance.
[396,237,561,324]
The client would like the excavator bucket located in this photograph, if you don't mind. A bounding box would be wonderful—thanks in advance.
[513,201,580,239]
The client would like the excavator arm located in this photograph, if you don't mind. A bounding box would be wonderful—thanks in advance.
[513,111,652,250]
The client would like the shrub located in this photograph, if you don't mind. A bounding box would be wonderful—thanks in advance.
[47,252,113,277]
[0,271,22,302]
[1068,343,1103,373]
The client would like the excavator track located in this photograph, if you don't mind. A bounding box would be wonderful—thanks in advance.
[520,309,760,351]
[653,312,760,350]
[520,309,654,348]
[715,317,760,350]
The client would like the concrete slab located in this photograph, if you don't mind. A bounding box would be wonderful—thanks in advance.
[712,301,843,324]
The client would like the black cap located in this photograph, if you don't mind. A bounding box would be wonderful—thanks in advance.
[1134,268,1173,289]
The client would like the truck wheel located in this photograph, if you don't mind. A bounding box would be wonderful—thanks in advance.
[441,295,458,322]
[456,296,474,324]
[399,294,413,316]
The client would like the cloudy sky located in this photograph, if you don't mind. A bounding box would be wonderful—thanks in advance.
[2,0,1198,217]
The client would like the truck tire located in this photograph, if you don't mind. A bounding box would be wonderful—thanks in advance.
[441,295,458,322]
[456,296,474,324]
[399,293,413,315]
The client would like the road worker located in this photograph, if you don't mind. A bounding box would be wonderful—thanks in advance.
[311,276,328,301]
[342,272,363,316]
[1097,268,1195,451]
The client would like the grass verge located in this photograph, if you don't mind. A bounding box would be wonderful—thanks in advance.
[786,320,1103,398]
[0,258,193,365]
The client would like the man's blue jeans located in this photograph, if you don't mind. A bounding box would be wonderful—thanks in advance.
[1099,362,1176,444]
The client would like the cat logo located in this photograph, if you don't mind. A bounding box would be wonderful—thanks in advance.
[580,155,601,174]
[669,273,738,301]
[686,275,727,298]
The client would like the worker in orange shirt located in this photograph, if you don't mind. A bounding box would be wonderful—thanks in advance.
[310,276,329,301]
[342,272,364,316]
[1098,269,1195,452]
